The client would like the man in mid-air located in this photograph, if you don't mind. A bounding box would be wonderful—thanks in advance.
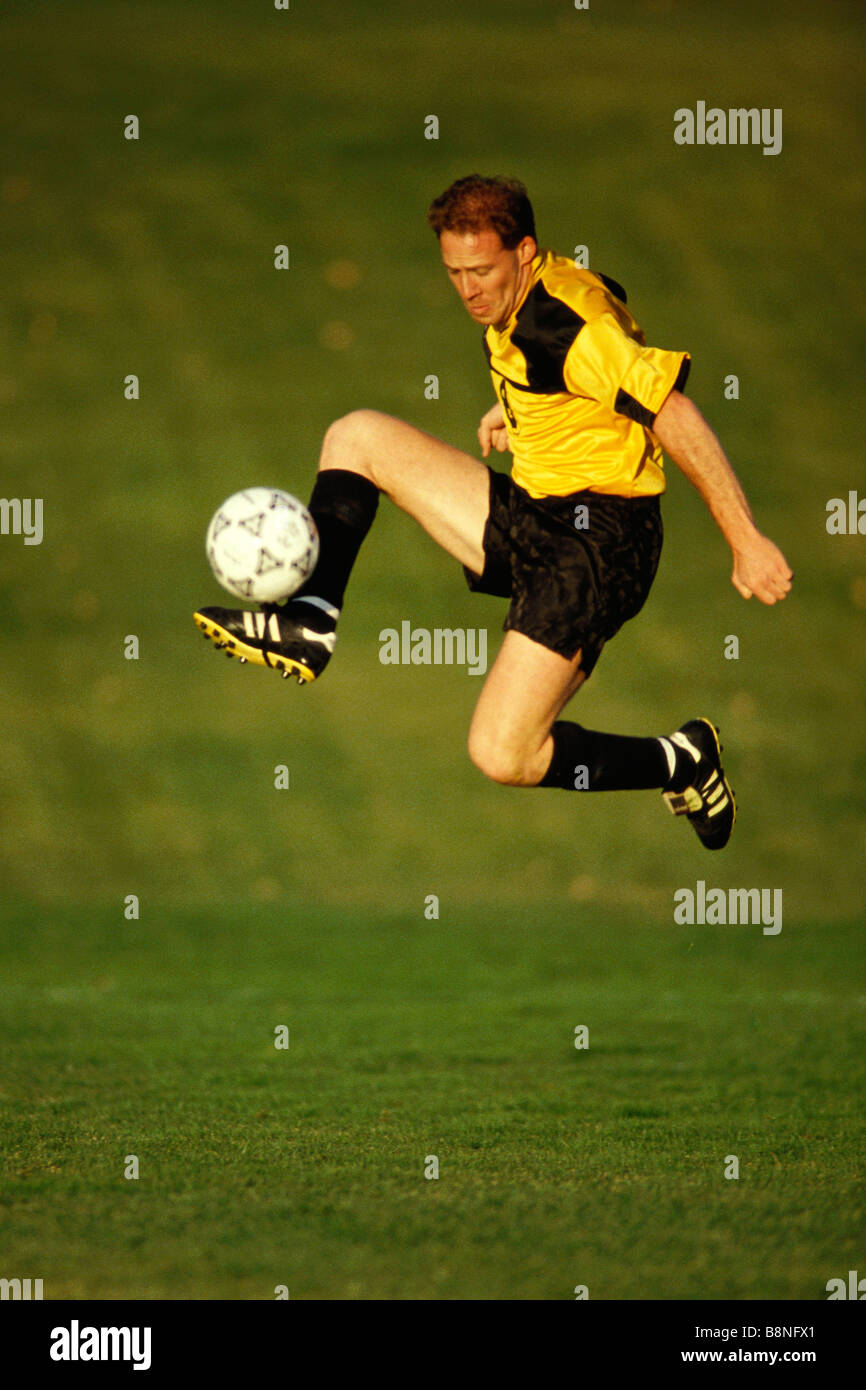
[195,175,792,850]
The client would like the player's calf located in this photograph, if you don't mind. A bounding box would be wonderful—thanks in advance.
[487,715,736,851]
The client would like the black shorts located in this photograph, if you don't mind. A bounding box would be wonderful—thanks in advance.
[464,468,663,675]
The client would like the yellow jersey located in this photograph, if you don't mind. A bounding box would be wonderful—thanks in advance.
[482,250,690,499]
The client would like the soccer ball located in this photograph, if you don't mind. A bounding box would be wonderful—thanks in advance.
[205,488,319,603]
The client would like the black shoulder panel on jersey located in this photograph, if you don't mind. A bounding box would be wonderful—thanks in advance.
[615,355,691,428]
[511,282,586,393]
[614,389,656,428]
[598,272,627,304]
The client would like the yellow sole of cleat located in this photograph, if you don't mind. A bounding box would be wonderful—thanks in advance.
[193,612,315,684]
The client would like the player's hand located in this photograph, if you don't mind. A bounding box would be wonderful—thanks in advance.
[478,403,509,458]
[731,532,793,604]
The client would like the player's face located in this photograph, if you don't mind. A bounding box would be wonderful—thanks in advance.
[439,228,537,329]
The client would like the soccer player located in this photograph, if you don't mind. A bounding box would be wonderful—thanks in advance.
[195,175,793,849]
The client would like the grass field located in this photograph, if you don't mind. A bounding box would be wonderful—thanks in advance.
[0,0,864,1299]
[2,904,863,1300]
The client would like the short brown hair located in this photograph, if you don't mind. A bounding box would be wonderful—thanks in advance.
[427,175,536,249]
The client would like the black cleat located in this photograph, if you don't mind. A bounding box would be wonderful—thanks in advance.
[662,718,736,851]
[193,599,336,685]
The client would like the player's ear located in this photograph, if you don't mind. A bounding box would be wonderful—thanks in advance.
[517,236,537,266]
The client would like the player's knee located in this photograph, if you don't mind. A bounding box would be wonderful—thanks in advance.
[467,728,533,786]
[319,409,385,473]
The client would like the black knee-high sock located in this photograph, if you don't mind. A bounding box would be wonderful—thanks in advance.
[538,721,672,791]
[291,469,379,613]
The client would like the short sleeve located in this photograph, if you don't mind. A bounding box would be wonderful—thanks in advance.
[563,313,690,428]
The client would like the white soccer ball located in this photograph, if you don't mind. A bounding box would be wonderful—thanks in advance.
[205,488,319,603]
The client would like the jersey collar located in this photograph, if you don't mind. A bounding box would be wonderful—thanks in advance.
[492,249,549,336]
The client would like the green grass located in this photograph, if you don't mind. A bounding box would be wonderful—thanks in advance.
[1,902,863,1300]
[0,0,863,1299]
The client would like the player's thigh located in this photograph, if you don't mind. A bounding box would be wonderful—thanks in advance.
[320,409,489,574]
[468,629,586,766]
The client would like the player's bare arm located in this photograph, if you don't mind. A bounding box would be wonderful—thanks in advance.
[653,389,793,605]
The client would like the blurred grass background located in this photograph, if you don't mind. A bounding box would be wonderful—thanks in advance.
[3,0,861,911]
[0,0,863,916]
[0,0,864,1299]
